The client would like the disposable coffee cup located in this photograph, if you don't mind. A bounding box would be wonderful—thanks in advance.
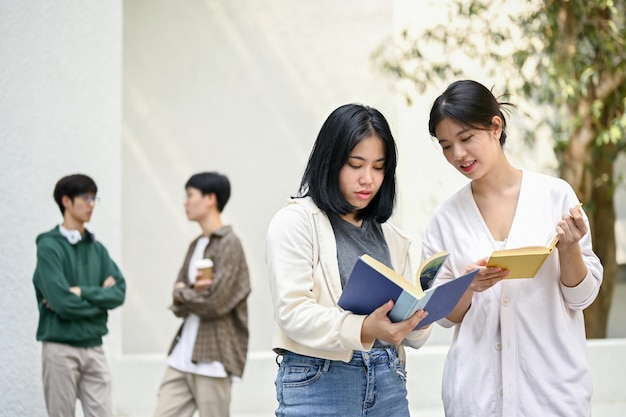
[195,258,214,281]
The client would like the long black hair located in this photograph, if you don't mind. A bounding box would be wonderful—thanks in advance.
[297,103,397,223]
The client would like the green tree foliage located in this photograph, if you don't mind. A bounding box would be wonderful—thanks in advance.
[376,0,626,337]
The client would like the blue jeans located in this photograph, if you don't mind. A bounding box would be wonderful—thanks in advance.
[274,348,409,417]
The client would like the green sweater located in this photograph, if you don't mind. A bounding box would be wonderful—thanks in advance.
[33,226,126,347]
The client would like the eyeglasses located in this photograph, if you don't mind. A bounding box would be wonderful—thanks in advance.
[78,193,100,204]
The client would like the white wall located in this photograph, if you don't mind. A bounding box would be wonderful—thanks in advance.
[1,0,625,416]
[0,1,123,416]
[120,1,401,414]
[122,0,398,356]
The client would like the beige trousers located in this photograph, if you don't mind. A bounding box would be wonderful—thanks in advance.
[41,342,112,417]
[153,366,232,417]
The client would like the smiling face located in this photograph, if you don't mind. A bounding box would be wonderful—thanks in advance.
[338,135,385,224]
[435,116,504,179]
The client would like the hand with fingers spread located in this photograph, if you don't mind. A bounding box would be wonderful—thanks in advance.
[468,258,508,293]
[361,300,429,346]
[445,258,507,324]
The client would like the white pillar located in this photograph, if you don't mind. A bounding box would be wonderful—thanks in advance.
[0,1,122,415]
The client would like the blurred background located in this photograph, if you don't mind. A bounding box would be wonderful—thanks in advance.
[1,0,625,416]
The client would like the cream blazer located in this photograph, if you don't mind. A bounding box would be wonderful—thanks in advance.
[266,196,431,362]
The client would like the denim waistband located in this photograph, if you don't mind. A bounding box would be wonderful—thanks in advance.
[275,347,398,366]
[350,348,398,364]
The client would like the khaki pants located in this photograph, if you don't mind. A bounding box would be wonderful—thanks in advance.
[42,342,112,417]
[153,366,232,417]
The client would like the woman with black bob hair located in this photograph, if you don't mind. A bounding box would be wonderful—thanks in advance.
[266,103,431,417]
[299,103,397,223]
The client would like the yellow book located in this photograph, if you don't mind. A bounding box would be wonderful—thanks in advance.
[487,204,582,279]
[487,235,559,279]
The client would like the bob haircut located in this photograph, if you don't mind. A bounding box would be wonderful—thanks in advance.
[185,172,231,212]
[53,174,98,215]
[297,103,397,223]
[428,79,511,146]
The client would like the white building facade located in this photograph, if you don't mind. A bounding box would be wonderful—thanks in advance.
[1,1,624,416]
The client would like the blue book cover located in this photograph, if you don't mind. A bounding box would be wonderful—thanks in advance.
[338,254,478,328]
[338,256,413,316]
[413,268,478,328]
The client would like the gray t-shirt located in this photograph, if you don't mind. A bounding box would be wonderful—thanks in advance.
[328,213,394,349]
[328,213,391,288]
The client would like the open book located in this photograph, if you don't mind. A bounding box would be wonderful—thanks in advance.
[486,235,559,279]
[338,253,478,328]
[417,251,449,291]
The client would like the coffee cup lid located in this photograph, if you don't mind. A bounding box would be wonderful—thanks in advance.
[195,258,213,269]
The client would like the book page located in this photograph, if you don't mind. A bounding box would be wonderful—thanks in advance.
[416,251,449,291]
[361,255,425,298]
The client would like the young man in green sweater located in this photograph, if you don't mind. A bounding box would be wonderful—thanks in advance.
[32,174,126,417]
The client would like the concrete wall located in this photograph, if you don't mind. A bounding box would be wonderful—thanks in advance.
[0,1,123,416]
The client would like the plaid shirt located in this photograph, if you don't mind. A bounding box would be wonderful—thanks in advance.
[169,225,251,378]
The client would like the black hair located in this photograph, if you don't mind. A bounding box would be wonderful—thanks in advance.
[297,103,397,223]
[53,174,98,215]
[185,172,231,212]
[428,79,511,146]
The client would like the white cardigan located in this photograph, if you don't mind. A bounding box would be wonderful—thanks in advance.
[266,196,431,362]
[422,170,603,417]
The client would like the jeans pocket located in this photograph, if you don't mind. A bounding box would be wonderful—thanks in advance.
[278,363,324,387]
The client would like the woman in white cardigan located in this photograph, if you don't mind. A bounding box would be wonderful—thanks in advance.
[422,79,603,417]
[266,103,431,417]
